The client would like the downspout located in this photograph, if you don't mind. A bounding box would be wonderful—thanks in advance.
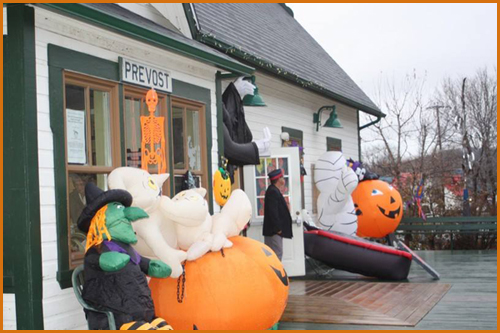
[358,111,382,161]
[216,71,224,165]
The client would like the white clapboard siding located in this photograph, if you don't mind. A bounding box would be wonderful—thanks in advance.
[3,7,7,35]
[27,6,220,329]
[3,294,16,330]
[242,71,360,216]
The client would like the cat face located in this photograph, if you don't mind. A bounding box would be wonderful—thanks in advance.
[169,188,209,227]
[108,167,169,212]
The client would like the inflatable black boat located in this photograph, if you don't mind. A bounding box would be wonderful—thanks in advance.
[304,228,412,280]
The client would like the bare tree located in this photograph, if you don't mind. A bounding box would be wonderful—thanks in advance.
[363,68,496,218]
[366,71,426,189]
[435,67,497,215]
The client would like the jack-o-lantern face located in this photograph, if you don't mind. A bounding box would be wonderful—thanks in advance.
[145,89,158,112]
[213,168,231,206]
[149,236,289,330]
[352,180,403,238]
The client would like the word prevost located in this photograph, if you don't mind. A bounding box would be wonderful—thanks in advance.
[121,57,172,93]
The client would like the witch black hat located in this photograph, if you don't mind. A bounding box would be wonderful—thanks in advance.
[77,182,133,234]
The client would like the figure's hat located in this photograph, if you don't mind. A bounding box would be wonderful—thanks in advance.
[268,169,283,181]
[77,182,133,234]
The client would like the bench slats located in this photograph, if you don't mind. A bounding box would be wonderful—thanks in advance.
[397,223,497,232]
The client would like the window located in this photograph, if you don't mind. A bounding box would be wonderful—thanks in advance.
[254,157,291,217]
[282,127,305,209]
[327,137,342,151]
[123,86,169,192]
[64,72,120,268]
[171,99,207,194]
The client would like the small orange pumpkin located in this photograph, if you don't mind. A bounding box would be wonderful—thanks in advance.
[149,236,289,330]
[213,167,231,206]
[352,180,403,238]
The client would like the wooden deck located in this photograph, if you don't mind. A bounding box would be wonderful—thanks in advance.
[280,250,497,330]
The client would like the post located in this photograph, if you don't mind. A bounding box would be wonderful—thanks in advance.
[427,105,448,213]
[216,71,224,163]
[460,78,471,216]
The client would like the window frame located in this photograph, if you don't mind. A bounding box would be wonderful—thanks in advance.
[170,97,208,195]
[123,85,171,194]
[63,72,121,268]
[327,136,342,152]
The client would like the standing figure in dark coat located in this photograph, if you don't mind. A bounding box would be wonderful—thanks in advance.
[77,183,173,330]
[263,169,293,261]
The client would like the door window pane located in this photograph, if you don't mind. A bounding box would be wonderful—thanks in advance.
[278,157,288,176]
[173,107,185,170]
[90,89,112,166]
[255,158,266,177]
[186,109,201,171]
[254,156,292,217]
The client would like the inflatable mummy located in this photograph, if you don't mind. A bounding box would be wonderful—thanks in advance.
[314,151,359,236]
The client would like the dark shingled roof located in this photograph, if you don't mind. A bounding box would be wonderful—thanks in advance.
[193,3,383,116]
[77,3,254,74]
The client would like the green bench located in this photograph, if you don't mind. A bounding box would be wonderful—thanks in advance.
[396,216,497,250]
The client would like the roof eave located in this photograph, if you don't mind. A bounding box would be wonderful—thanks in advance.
[199,34,384,117]
[37,3,255,76]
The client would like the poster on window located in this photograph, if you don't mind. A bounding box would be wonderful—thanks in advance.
[66,109,86,164]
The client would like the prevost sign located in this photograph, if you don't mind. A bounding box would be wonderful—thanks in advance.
[120,57,172,93]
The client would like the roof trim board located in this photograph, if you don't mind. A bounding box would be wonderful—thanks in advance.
[39,3,255,76]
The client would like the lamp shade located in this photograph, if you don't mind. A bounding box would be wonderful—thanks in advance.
[324,110,342,128]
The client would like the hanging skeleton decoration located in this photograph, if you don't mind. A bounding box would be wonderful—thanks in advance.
[141,88,167,174]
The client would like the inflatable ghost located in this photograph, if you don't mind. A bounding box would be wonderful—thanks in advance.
[314,151,359,236]
[109,167,253,273]
[108,167,192,278]
[168,187,244,261]
[211,189,252,246]
[171,188,252,258]
[166,188,215,261]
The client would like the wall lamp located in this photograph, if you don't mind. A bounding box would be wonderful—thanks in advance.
[313,105,342,131]
[242,75,266,107]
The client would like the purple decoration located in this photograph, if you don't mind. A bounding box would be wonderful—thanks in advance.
[104,241,141,265]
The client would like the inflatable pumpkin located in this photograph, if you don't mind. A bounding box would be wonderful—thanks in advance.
[352,180,403,238]
[149,236,289,330]
[213,167,231,206]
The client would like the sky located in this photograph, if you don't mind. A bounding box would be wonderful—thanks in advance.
[287,3,497,157]
[287,3,497,105]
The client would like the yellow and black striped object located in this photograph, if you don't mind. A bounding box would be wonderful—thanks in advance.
[151,318,174,330]
[120,321,156,330]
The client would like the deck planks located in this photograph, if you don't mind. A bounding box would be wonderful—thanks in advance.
[280,250,497,330]
[282,281,450,326]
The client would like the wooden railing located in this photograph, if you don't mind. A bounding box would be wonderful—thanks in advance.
[396,216,497,250]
